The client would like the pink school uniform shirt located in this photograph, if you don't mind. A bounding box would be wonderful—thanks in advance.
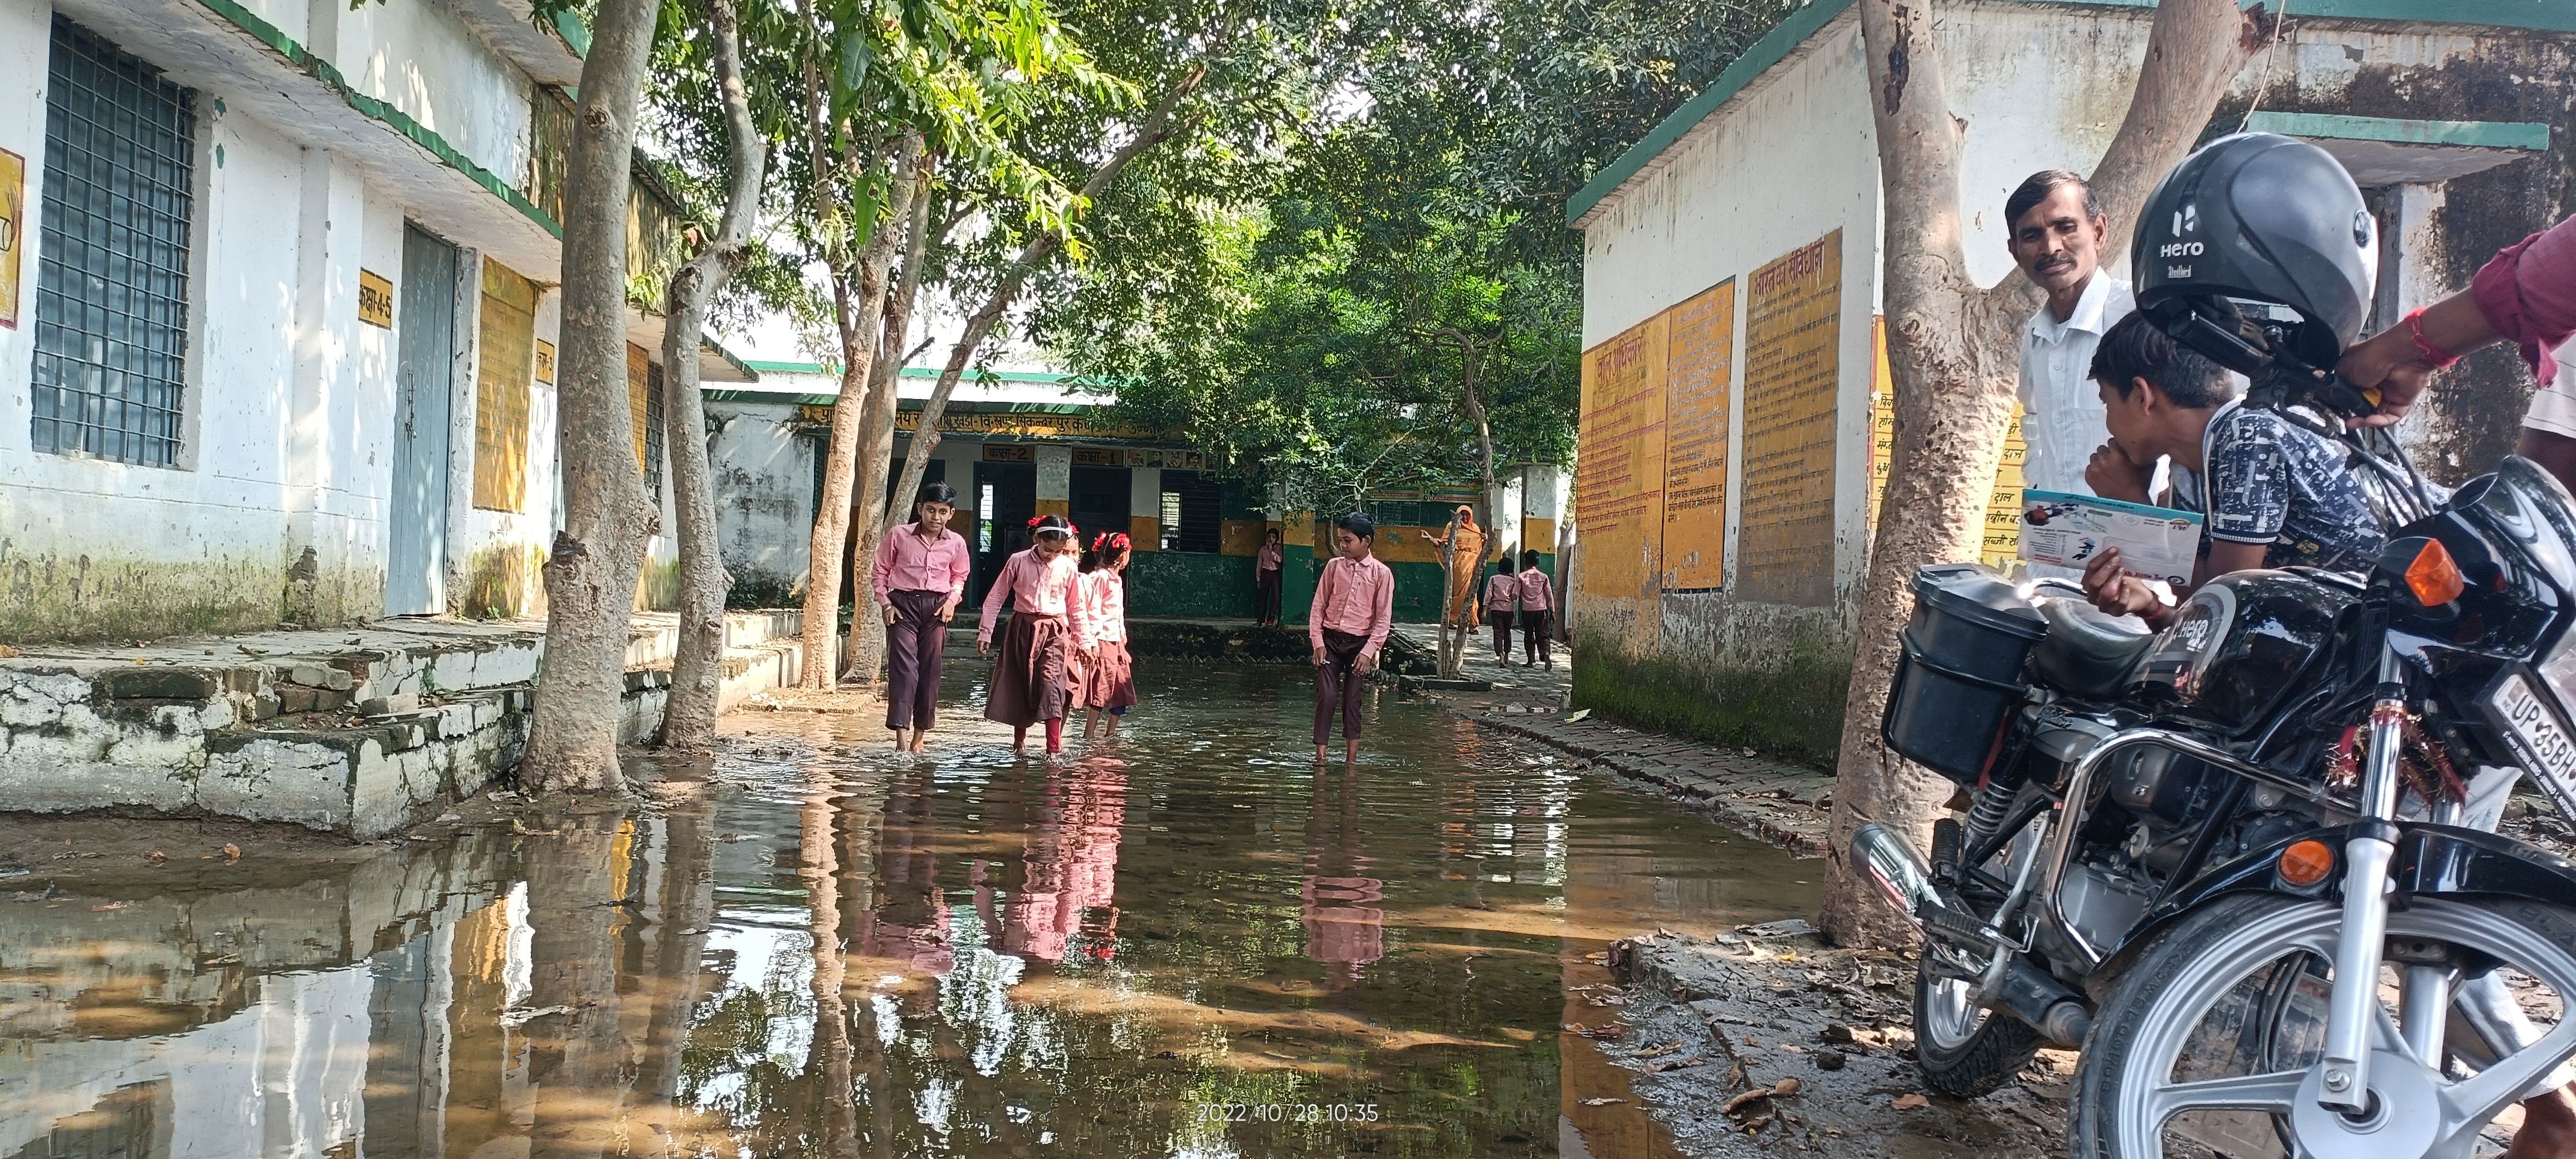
[978,549,1095,647]
[1308,554,1394,652]
[1084,571,1128,644]
[872,523,972,605]
[1517,567,1553,611]
[2473,213,2576,383]
[1481,572,1520,615]
[1256,543,1284,572]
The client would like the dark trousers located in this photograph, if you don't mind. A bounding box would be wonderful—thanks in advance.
[884,589,950,729]
[1314,629,1369,744]
[1256,567,1283,624]
[1487,612,1514,658]
[1519,610,1552,664]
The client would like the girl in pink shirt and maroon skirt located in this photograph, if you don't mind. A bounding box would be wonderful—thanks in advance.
[1079,531,1138,738]
[979,515,1094,754]
[1308,513,1394,763]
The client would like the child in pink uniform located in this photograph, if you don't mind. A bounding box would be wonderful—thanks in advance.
[1516,549,1554,668]
[1307,512,1393,763]
[978,515,1094,754]
[1079,532,1138,739]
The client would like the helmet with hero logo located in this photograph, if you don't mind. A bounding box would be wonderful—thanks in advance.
[2131,133,2378,377]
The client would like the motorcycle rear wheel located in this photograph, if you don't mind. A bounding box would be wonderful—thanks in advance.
[2070,891,2576,1159]
[1913,955,2043,1097]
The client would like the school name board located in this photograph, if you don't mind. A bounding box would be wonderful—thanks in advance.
[1574,230,1843,608]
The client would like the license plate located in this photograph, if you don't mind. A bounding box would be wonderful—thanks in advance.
[2487,672,2576,791]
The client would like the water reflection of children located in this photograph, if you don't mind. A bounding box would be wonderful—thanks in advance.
[1301,762,1383,988]
[1004,757,1128,964]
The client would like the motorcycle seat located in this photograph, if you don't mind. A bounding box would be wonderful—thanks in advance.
[2029,596,2155,699]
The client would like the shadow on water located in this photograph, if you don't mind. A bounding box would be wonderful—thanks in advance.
[0,665,1818,1157]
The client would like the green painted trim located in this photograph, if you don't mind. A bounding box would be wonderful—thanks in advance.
[739,359,1089,385]
[2245,111,2552,152]
[549,9,591,57]
[189,0,563,238]
[703,388,837,405]
[1566,0,1856,226]
[1569,0,2576,227]
[738,359,833,373]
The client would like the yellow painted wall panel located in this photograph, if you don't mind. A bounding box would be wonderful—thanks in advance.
[1574,314,1668,602]
[471,259,536,512]
[1736,232,1841,607]
[1661,279,1735,590]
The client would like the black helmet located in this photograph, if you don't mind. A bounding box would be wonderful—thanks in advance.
[2132,133,2377,376]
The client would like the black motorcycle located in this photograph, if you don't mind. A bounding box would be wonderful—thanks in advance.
[1858,133,2576,1159]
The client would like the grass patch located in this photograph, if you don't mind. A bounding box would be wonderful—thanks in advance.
[1570,636,1850,769]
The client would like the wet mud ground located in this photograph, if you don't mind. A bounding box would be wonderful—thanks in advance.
[0,663,1840,1157]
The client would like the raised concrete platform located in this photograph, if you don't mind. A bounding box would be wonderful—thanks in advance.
[0,610,808,837]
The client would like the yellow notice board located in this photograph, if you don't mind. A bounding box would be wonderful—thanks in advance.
[1661,280,1734,591]
[1574,315,1668,601]
[1736,231,1842,607]
[1866,318,2026,568]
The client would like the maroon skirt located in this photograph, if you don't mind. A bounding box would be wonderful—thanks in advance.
[1080,639,1138,710]
[985,612,1077,727]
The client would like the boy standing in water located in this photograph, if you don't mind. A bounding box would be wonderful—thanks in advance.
[1309,513,1394,764]
[979,515,1095,754]
[873,481,972,753]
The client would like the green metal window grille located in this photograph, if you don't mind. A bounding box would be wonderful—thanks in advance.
[33,16,197,466]
[1163,470,1222,553]
[644,358,666,495]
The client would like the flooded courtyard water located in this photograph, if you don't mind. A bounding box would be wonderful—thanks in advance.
[1,665,1818,1157]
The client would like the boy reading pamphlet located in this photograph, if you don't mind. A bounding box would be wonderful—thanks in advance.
[2074,314,2389,629]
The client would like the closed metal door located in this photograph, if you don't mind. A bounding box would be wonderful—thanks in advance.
[387,225,457,615]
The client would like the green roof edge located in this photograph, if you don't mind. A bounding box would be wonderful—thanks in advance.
[549,9,591,57]
[2245,111,2553,152]
[1569,0,2576,227]
[738,359,1086,383]
[190,0,563,238]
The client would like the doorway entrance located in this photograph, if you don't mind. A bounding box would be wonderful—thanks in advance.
[1069,465,1130,553]
[970,459,1036,608]
[387,225,458,616]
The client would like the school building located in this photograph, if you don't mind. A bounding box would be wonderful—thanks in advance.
[0,0,744,644]
[704,364,1571,624]
[1567,0,2576,750]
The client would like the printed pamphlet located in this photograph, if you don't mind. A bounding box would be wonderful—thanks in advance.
[2015,489,2203,586]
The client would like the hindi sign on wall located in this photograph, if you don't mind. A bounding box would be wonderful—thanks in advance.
[1735,231,1842,607]
[1867,317,2025,568]
[0,148,22,329]
[1573,315,1668,605]
[357,269,394,328]
[1661,279,1735,591]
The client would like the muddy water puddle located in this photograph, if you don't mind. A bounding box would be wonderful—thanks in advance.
[0,666,1814,1156]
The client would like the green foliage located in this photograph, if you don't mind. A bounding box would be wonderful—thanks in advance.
[1031,0,1792,510]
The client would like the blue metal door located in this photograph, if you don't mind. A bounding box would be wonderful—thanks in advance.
[387,225,457,616]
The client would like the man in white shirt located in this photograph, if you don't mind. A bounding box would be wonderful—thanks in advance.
[2008,169,2136,499]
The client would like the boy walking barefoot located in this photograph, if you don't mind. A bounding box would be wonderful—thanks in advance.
[1309,513,1394,764]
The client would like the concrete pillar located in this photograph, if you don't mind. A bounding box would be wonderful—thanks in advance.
[1128,466,1163,549]
[1280,509,1318,627]
[283,148,369,624]
[1521,465,1567,571]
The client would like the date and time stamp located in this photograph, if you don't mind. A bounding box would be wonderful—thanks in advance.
[1190,1103,1382,1124]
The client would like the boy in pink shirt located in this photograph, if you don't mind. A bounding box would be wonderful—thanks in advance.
[1515,549,1554,668]
[1308,512,1394,763]
[873,481,973,752]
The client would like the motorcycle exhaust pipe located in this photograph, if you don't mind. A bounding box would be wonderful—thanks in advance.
[1851,823,2093,1047]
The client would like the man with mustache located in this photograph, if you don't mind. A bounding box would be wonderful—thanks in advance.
[2010,171,2138,498]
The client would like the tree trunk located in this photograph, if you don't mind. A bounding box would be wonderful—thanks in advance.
[799,137,924,689]
[521,0,661,793]
[1818,0,2260,947]
[524,809,632,1158]
[659,0,764,751]
[885,67,1208,535]
[841,147,935,686]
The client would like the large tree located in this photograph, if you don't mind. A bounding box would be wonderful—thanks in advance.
[1817,0,2266,946]
[520,0,664,793]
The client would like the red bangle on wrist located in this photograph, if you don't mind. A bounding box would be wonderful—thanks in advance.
[2403,306,2461,369]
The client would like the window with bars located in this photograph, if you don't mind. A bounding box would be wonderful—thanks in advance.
[32,17,197,467]
[625,343,664,494]
[1161,470,1222,553]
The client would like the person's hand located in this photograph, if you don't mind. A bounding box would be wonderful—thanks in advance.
[978,636,992,656]
[881,603,899,625]
[937,598,959,623]
[1311,645,1327,666]
[1356,650,1378,674]
[2338,324,2433,427]
[2085,442,2154,504]
[2082,548,2164,619]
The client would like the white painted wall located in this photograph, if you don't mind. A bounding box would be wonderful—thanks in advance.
[315,0,536,188]
[707,398,815,598]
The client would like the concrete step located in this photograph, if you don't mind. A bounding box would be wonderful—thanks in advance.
[0,610,812,836]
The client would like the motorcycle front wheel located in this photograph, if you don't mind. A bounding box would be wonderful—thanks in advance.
[2070,891,2576,1159]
